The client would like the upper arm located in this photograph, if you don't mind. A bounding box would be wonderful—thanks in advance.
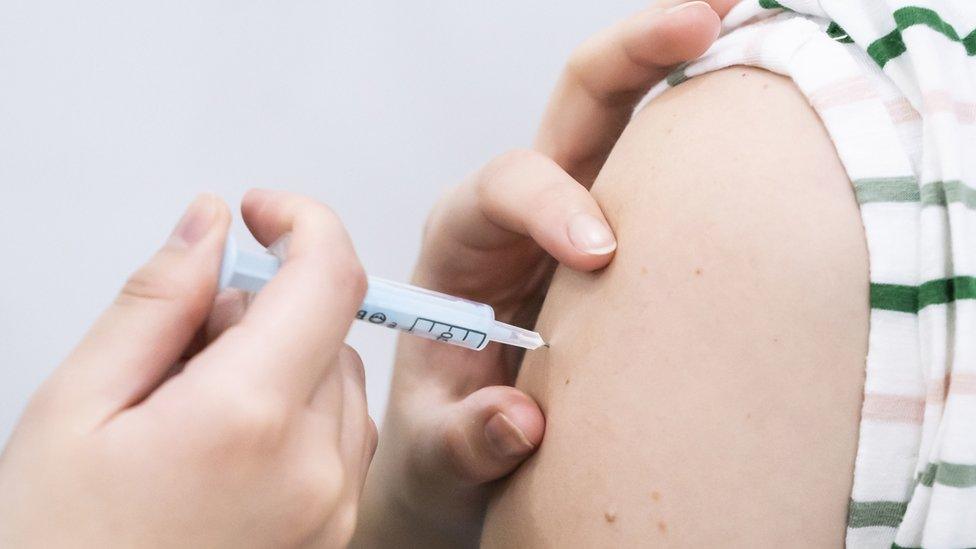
[482,67,869,547]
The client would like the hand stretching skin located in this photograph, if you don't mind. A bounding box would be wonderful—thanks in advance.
[352,2,737,547]
[0,191,377,548]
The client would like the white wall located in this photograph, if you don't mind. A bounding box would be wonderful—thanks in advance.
[0,0,640,443]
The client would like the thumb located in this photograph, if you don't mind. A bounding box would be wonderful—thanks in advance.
[40,194,230,427]
[438,386,545,485]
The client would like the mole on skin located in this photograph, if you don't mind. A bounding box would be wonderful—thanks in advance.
[604,511,617,523]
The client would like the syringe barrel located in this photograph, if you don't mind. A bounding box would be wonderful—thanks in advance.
[359,278,496,350]
[219,236,498,350]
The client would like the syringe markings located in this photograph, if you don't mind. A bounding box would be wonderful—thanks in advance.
[408,317,487,348]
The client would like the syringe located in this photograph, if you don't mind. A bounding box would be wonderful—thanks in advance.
[218,235,546,351]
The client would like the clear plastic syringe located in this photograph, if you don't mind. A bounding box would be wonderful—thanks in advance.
[218,235,546,351]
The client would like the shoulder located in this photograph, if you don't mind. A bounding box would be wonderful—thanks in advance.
[598,65,857,229]
[484,66,869,546]
[593,65,868,312]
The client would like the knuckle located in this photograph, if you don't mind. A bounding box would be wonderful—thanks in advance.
[305,199,342,226]
[476,149,544,199]
[21,382,60,424]
[332,256,367,302]
[118,265,180,304]
[291,199,367,302]
[116,261,210,317]
[213,393,290,450]
[292,200,345,246]
[293,198,341,234]
[339,345,365,381]
[500,147,542,164]
[565,39,599,83]
[564,36,636,105]
[534,180,583,215]
[441,420,481,484]
[367,418,379,457]
[420,186,461,242]
[278,455,347,538]
[285,463,344,538]
[488,149,543,175]
[332,503,360,546]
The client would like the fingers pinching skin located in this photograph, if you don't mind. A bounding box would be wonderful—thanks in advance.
[536,0,729,184]
[46,194,230,426]
[437,149,617,272]
[438,385,545,484]
[194,189,367,402]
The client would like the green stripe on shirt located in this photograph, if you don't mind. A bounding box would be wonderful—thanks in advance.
[871,277,976,313]
[666,64,690,87]
[827,21,855,44]
[965,29,976,55]
[918,461,976,488]
[853,179,976,209]
[853,177,919,203]
[867,7,976,67]
[848,500,907,528]
[871,283,918,313]
[920,181,976,208]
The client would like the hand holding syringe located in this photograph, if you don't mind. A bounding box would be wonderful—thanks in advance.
[220,234,547,351]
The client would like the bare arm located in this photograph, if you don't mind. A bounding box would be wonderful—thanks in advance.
[350,3,738,547]
[482,67,869,547]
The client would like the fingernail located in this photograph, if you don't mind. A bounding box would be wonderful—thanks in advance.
[568,213,617,255]
[665,1,709,14]
[484,412,535,458]
[168,194,218,248]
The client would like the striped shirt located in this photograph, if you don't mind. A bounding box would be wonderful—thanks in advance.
[644,1,976,547]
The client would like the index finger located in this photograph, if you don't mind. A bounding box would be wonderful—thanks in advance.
[194,189,367,401]
[535,0,733,185]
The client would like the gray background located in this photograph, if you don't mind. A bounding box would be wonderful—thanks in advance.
[0,1,638,443]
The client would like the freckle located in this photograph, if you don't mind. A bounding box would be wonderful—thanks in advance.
[640,266,648,275]
[746,412,752,420]
[604,510,617,523]
[651,491,661,502]
[565,378,571,385]
[773,337,779,343]
[657,521,668,534]
[694,267,702,275]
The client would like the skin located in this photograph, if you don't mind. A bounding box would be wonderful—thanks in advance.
[352,2,742,547]
[0,191,376,548]
[481,67,870,547]
[0,1,728,543]
[0,3,794,547]
[0,2,727,541]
